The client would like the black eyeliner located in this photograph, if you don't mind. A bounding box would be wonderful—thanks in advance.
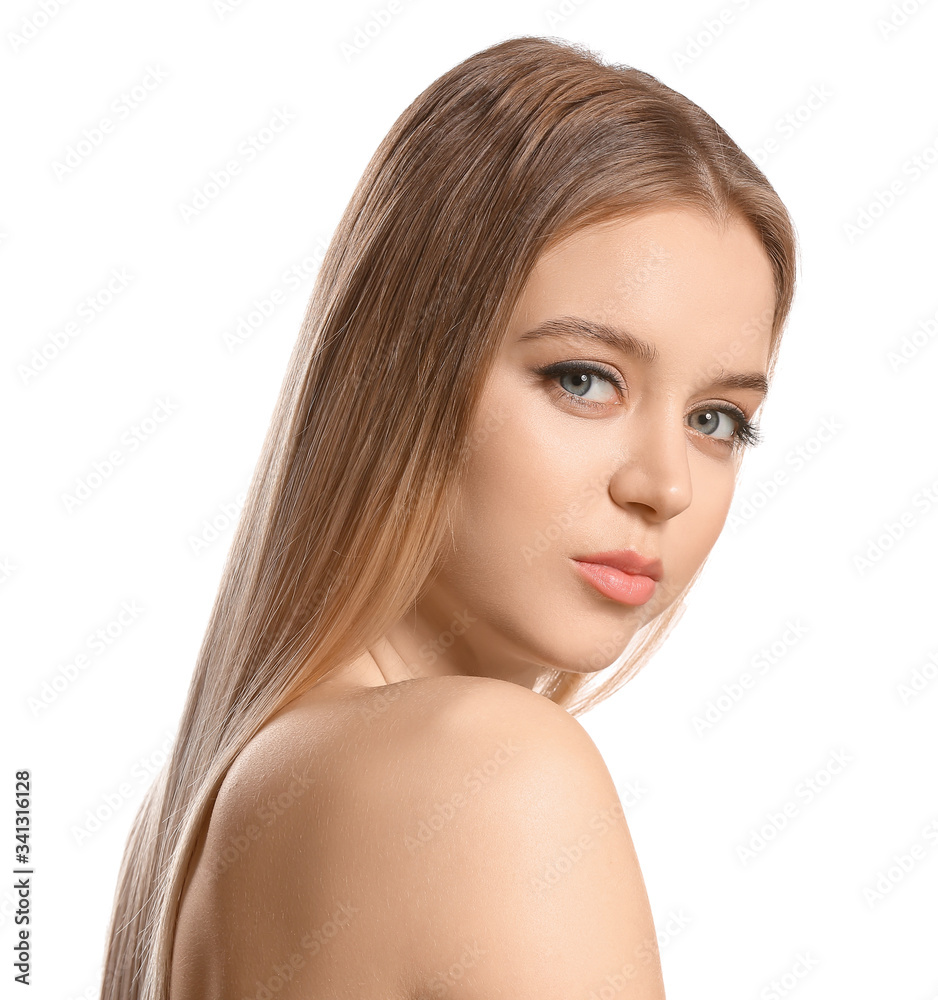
[534,359,627,392]
[534,360,762,450]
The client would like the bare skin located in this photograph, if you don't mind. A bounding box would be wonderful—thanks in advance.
[170,207,777,998]
[314,206,776,694]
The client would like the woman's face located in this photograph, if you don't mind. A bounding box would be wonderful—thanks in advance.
[401,207,777,688]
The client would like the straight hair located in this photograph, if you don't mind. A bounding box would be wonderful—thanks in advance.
[100,34,797,999]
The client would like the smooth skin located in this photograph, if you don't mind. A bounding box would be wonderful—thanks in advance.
[170,208,777,999]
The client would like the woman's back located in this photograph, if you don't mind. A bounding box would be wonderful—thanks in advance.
[169,673,666,999]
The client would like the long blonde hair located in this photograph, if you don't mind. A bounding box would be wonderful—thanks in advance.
[100,34,797,999]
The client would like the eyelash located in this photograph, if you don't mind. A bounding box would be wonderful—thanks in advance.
[533,360,763,451]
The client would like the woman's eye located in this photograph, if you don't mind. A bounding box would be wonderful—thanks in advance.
[536,363,760,449]
[554,367,620,404]
[688,408,738,440]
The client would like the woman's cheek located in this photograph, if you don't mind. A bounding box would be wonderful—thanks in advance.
[675,463,738,576]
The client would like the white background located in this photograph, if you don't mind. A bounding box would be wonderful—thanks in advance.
[3,1,937,997]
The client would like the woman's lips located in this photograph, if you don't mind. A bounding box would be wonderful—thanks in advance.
[571,559,658,606]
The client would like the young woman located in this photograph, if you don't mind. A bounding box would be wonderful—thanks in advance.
[101,35,796,1000]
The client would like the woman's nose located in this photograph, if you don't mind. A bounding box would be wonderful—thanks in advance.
[606,409,693,521]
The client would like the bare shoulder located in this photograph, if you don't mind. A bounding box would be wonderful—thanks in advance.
[334,675,666,999]
[197,675,665,998]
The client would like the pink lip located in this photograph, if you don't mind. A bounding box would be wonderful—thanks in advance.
[573,548,663,581]
[570,549,662,607]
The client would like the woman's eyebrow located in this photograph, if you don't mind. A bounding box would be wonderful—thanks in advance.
[519,316,659,363]
[518,315,768,396]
